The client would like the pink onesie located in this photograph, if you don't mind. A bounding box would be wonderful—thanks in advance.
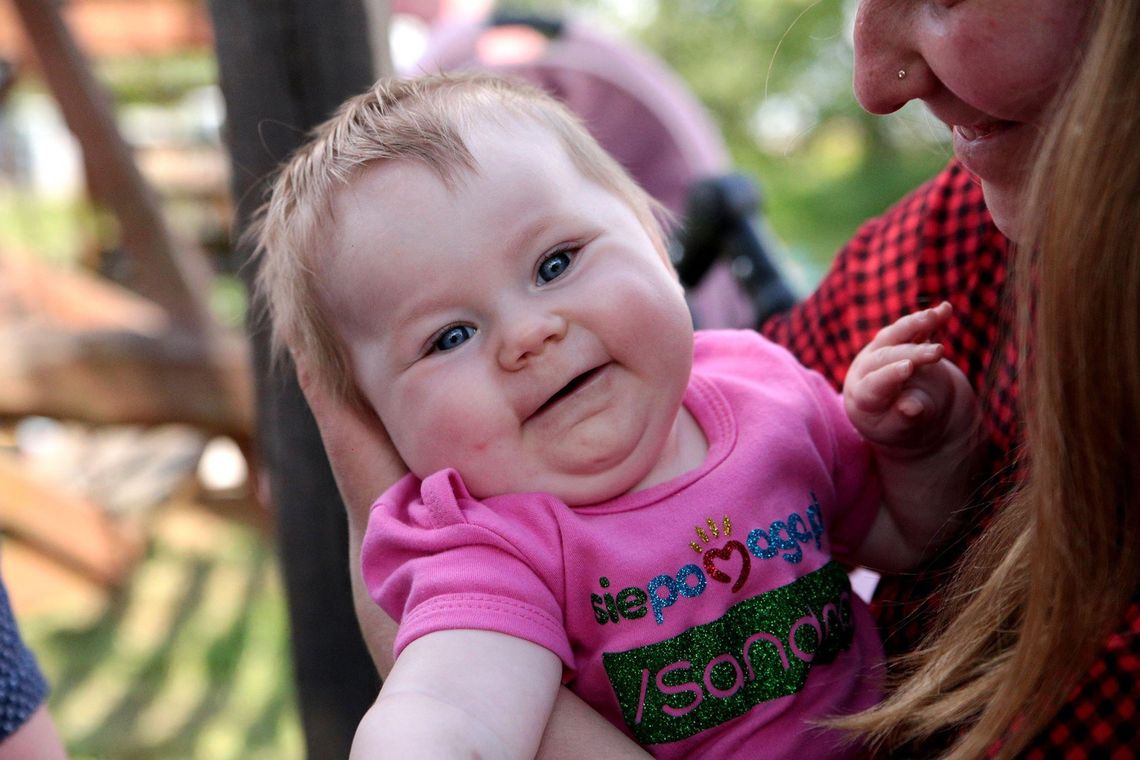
[363,329,884,758]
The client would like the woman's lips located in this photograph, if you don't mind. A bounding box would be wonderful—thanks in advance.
[953,121,1005,141]
[953,117,1016,142]
[950,119,1026,184]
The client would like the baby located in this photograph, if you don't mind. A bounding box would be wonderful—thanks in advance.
[255,73,979,759]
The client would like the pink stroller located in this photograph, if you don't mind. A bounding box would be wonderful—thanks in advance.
[402,11,799,330]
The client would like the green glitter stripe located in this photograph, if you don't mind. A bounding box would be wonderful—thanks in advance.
[601,561,855,745]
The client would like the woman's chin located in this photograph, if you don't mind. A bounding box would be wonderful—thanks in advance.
[980,179,1024,242]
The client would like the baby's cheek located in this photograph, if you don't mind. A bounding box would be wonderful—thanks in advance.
[438,442,522,502]
[413,408,506,479]
[416,419,476,468]
[376,397,454,478]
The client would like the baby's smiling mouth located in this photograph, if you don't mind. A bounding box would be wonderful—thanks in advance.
[533,364,607,417]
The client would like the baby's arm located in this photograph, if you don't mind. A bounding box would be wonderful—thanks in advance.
[351,629,562,760]
[843,302,981,572]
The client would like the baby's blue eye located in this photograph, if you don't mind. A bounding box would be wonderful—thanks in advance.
[537,250,573,284]
[433,325,475,352]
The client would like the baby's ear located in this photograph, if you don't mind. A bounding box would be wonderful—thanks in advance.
[647,204,680,272]
[655,236,686,292]
[665,260,686,296]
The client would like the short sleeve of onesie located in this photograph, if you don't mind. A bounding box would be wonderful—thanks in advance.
[800,361,881,560]
[362,470,575,669]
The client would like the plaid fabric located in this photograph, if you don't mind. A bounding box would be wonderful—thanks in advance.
[1020,602,1140,757]
[761,160,1140,754]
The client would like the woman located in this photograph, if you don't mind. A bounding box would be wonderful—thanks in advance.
[296,0,1139,755]
[833,0,1140,755]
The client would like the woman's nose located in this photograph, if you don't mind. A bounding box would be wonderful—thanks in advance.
[497,310,568,371]
[852,0,925,115]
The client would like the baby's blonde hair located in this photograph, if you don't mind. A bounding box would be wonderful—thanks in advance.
[252,72,668,402]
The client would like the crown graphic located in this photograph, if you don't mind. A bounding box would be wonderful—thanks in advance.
[689,515,732,554]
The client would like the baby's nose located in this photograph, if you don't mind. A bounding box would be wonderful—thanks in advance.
[497,311,568,370]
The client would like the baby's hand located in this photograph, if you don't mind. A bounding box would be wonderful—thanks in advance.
[844,302,971,453]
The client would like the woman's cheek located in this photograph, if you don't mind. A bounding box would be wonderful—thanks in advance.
[938,3,1087,122]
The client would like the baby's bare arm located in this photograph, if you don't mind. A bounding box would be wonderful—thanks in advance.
[351,630,561,760]
[843,303,981,571]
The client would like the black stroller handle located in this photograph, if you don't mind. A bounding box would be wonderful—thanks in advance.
[489,11,565,39]
[673,174,798,328]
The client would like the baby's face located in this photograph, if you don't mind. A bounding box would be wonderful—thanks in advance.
[322,119,694,505]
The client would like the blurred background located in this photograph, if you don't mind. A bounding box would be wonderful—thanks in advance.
[0,0,951,757]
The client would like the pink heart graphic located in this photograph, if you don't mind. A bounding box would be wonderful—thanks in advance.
[702,540,750,593]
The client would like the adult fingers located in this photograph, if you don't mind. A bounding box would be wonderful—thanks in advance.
[295,352,408,516]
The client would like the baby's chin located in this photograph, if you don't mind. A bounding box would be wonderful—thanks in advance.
[467,469,650,508]
[488,483,634,508]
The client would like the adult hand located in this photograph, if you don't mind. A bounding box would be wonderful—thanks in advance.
[0,707,67,760]
[295,355,407,676]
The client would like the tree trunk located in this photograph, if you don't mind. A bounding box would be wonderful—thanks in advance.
[207,1,383,755]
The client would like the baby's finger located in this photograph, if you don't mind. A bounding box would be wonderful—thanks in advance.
[862,342,944,373]
[896,390,928,419]
[868,301,952,349]
[848,359,915,414]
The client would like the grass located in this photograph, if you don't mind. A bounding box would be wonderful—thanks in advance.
[19,500,303,759]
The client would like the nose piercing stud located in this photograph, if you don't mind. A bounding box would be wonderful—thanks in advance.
[897,69,907,80]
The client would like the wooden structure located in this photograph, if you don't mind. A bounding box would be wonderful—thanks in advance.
[3,0,383,752]
[4,0,251,430]
[2,0,252,594]
[6,0,392,751]
[0,0,214,59]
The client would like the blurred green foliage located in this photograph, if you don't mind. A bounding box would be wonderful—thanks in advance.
[626,0,949,268]
[0,191,89,265]
[96,51,218,105]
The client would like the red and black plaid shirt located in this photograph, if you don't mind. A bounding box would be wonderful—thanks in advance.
[761,160,1140,755]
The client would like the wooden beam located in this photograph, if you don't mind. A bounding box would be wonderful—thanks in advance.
[0,325,252,439]
[0,251,252,438]
[10,0,215,328]
[0,451,143,589]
